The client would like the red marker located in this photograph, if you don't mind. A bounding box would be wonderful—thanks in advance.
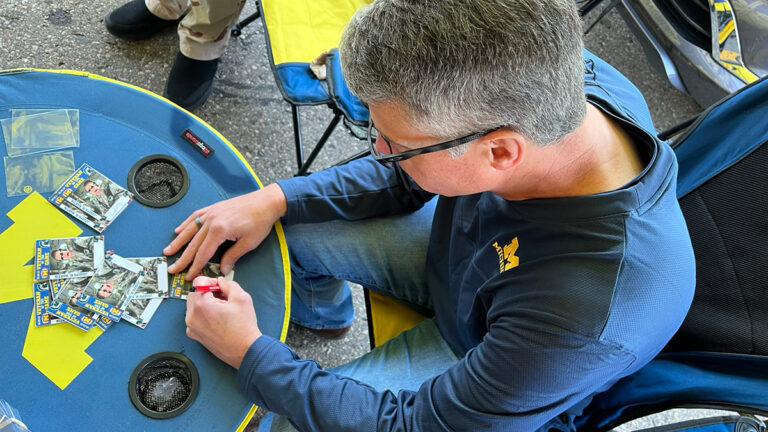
[191,284,220,293]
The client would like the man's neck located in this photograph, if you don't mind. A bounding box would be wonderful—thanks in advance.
[496,103,645,200]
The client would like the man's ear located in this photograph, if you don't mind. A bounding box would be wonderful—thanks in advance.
[484,130,524,171]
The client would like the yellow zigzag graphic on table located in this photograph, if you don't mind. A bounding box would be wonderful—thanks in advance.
[0,192,104,389]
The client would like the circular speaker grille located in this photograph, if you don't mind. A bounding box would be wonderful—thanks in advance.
[127,155,189,208]
[129,352,199,419]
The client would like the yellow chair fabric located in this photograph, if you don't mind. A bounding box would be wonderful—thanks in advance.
[367,290,428,347]
[262,0,372,65]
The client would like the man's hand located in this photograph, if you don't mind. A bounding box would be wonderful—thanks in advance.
[164,183,287,280]
[185,276,262,369]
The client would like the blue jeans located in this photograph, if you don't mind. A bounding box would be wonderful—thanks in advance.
[260,199,460,431]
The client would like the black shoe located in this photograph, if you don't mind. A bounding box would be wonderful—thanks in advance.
[164,52,219,111]
[105,0,181,41]
[293,323,352,339]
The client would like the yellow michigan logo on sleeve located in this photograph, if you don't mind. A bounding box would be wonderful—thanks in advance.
[492,237,520,273]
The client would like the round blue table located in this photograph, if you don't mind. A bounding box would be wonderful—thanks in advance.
[0,69,290,431]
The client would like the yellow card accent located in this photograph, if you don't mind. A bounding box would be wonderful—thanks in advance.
[0,192,81,304]
[262,0,372,65]
[22,311,103,389]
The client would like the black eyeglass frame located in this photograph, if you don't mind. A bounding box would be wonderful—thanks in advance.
[367,121,501,167]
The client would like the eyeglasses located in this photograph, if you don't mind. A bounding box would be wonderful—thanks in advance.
[367,120,500,168]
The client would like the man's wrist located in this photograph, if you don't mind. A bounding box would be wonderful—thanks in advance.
[261,183,288,219]
[233,331,261,370]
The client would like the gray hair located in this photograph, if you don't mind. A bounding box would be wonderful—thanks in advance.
[340,0,586,149]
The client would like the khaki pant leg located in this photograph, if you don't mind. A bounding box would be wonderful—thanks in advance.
[145,0,189,20]
[178,0,247,61]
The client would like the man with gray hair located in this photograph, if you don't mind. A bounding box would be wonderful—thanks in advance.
[166,1,695,430]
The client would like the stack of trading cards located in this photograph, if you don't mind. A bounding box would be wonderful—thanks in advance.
[49,163,133,233]
[32,236,104,330]
[169,262,233,300]
[32,234,232,334]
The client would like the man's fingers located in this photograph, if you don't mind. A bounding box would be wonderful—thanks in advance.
[170,224,208,274]
[220,240,255,275]
[216,277,243,297]
[184,232,223,281]
[174,206,211,234]
[164,221,201,259]
[192,275,218,287]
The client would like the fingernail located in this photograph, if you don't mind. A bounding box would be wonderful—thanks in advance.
[222,264,232,274]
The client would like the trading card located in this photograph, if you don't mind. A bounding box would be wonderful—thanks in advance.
[126,257,168,299]
[34,236,105,281]
[47,279,97,331]
[169,262,234,300]
[49,163,133,233]
[33,281,65,327]
[75,252,144,321]
[122,297,163,329]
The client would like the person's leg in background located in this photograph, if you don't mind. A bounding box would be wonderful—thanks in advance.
[167,0,246,109]
[104,0,246,110]
[258,199,461,431]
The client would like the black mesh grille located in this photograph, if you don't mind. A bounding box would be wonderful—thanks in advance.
[665,141,768,355]
[134,161,184,202]
[127,155,189,208]
[129,353,198,418]
[135,358,194,412]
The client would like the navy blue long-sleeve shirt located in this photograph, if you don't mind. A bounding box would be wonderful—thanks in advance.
[236,51,696,431]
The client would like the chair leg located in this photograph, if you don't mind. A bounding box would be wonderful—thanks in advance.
[291,105,306,173]
[230,10,261,37]
[297,113,342,176]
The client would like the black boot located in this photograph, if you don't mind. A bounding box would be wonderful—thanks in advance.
[164,52,219,111]
[105,0,181,41]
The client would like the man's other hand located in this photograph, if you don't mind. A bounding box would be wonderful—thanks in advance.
[185,276,262,369]
[164,183,287,280]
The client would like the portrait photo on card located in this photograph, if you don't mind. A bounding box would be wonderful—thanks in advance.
[70,165,131,219]
[127,257,168,299]
[35,236,105,280]
[77,253,144,321]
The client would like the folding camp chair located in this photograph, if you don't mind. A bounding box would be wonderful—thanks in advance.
[233,0,371,176]
[575,75,768,431]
